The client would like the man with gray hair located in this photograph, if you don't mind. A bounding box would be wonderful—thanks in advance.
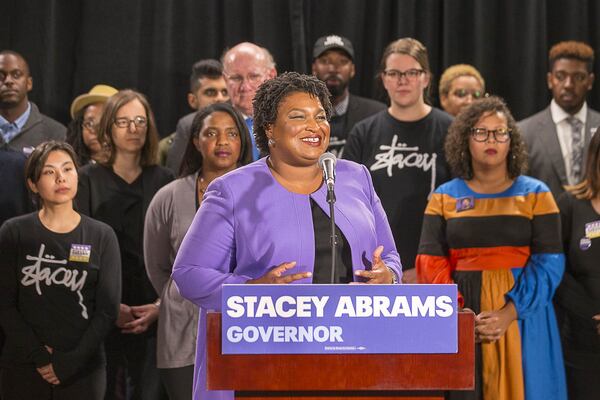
[222,42,277,160]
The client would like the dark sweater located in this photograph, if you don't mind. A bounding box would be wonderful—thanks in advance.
[0,213,121,382]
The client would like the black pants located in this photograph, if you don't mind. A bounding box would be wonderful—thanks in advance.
[104,330,167,400]
[159,366,194,400]
[0,363,105,400]
[565,362,600,400]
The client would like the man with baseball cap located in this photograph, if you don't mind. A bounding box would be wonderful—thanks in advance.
[312,35,385,157]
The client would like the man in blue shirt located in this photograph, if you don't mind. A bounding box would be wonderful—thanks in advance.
[0,50,66,154]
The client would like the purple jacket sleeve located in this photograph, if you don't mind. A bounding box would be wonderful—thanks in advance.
[172,179,250,311]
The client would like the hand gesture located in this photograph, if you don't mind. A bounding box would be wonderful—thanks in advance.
[116,303,135,328]
[121,304,159,334]
[247,261,312,284]
[475,302,517,343]
[354,246,394,284]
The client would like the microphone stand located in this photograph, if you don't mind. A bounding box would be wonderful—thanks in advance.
[327,186,338,284]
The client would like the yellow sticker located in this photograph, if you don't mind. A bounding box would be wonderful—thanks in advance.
[69,244,91,263]
[585,220,600,239]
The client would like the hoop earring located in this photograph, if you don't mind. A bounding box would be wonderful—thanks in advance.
[268,138,275,147]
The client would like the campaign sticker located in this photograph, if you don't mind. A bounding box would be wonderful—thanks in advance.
[579,237,592,251]
[585,220,600,239]
[456,196,475,212]
[69,244,91,263]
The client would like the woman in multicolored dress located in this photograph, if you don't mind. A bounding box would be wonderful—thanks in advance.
[416,96,567,400]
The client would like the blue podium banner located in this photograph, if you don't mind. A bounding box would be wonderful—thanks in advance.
[221,284,458,355]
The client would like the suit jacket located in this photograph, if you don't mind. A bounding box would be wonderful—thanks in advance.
[519,105,600,198]
[327,94,387,158]
[8,102,66,153]
[172,157,401,400]
[345,94,387,132]
[165,112,195,173]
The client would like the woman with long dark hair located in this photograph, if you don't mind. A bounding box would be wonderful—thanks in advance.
[0,141,120,399]
[556,129,600,400]
[144,102,252,400]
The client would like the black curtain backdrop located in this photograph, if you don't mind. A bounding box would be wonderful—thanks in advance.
[4,0,600,138]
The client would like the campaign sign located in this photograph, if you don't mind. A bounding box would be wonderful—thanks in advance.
[221,284,457,354]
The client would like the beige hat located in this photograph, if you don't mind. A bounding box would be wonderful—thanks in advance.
[70,84,118,118]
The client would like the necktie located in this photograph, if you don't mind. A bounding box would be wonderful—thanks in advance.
[0,122,17,146]
[567,116,584,184]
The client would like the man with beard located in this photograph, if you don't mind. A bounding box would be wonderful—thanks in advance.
[312,35,385,157]
[0,50,66,154]
[520,41,600,197]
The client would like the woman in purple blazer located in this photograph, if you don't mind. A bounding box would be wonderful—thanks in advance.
[172,72,402,400]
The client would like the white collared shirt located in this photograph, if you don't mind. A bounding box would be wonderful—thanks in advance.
[550,99,587,185]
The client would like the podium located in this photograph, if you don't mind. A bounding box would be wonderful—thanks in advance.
[206,311,474,400]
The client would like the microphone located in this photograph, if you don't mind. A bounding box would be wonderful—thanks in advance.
[318,152,337,193]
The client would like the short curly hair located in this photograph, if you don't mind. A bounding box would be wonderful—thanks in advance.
[438,64,485,97]
[549,41,594,72]
[445,96,527,180]
[252,72,333,155]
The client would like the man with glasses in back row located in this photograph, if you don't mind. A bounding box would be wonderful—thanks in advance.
[221,42,277,160]
[343,38,452,283]
[519,41,600,198]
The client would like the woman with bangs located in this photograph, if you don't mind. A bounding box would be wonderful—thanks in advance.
[0,141,120,399]
[416,96,566,400]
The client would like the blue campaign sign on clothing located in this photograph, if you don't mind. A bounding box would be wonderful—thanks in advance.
[221,284,458,354]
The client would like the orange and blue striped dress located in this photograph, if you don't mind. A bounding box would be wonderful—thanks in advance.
[416,176,566,400]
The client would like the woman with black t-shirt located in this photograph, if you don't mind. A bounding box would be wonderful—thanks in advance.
[556,130,600,400]
[0,141,121,400]
[76,89,173,400]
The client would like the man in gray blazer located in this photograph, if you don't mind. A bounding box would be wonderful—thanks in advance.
[519,41,600,198]
[0,50,66,154]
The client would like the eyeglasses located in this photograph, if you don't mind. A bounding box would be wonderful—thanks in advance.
[383,69,425,82]
[452,89,484,99]
[223,71,266,87]
[114,116,147,129]
[470,127,512,143]
[82,120,99,131]
[552,71,589,83]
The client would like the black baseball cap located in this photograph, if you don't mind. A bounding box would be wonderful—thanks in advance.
[313,35,354,60]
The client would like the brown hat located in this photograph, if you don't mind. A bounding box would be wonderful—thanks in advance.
[70,84,118,118]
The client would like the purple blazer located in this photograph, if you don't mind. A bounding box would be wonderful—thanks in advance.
[172,157,401,400]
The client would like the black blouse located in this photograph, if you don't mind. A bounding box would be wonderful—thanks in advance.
[310,198,353,284]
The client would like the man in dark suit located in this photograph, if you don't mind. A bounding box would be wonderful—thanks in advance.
[0,50,66,154]
[312,35,386,158]
[165,59,229,172]
[519,41,600,197]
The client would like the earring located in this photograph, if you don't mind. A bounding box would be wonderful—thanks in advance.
[268,138,275,147]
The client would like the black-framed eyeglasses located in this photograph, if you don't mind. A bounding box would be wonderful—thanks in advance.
[470,127,512,143]
[82,120,99,131]
[452,89,485,99]
[114,116,147,129]
[383,69,425,81]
